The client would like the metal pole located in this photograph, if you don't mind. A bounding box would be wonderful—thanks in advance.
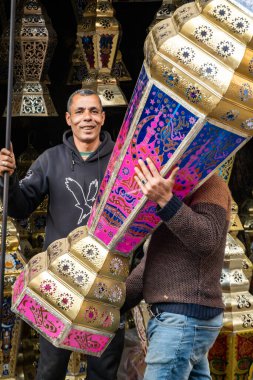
[0,0,16,331]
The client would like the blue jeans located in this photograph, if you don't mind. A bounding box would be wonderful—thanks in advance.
[144,312,223,380]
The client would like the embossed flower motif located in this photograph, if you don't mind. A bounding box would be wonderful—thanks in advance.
[162,70,179,87]
[108,285,122,303]
[236,294,251,309]
[94,282,108,299]
[220,272,226,283]
[194,25,213,42]
[220,110,239,122]
[200,62,218,79]
[84,307,98,323]
[98,3,110,12]
[233,271,243,283]
[81,244,99,260]
[241,314,253,329]
[231,17,250,34]
[74,270,89,287]
[176,47,195,65]
[185,85,202,104]
[239,83,253,102]
[100,18,111,28]
[39,279,57,296]
[216,41,235,58]
[100,311,114,328]
[103,89,114,101]
[56,293,74,310]
[241,118,253,130]
[57,259,75,276]
[212,5,231,21]
[109,258,123,276]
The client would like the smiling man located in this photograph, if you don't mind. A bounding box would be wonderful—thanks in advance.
[0,89,125,380]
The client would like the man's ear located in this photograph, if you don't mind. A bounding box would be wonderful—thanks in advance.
[65,112,71,126]
[101,111,105,126]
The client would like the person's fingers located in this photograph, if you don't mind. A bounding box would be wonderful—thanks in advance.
[138,159,153,180]
[146,157,160,177]
[134,175,147,191]
[134,166,147,184]
[167,166,179,182]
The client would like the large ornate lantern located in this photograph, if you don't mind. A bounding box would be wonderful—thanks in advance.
[12,0,253,357]
[1,0,57,116]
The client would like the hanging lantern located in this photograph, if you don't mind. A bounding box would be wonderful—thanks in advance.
[76,0,128,106]
[1,0,58,116]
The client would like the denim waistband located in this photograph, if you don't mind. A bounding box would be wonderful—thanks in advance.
[150,302,223,320]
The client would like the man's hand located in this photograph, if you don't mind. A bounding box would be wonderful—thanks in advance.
[134,157,179,208]
[0,144,16,177]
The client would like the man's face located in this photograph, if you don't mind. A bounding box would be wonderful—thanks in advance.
[65,94,105,148]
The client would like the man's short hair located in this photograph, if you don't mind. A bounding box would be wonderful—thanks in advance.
[67,89,103,112]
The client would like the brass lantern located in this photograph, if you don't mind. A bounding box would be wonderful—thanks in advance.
[77,0,127,106]
[2,0,58,116]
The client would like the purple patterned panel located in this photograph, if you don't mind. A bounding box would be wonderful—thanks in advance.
[88,65,149,228]
[91,85,197,246]
[99,35,113,68]
[172,121,246,199]
[82,35,95,69]
[17,294,65,339]
[114,122,246,254]
[114,200,160,253]
[62,328,111,354]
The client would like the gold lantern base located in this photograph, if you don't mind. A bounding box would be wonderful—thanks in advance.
[7,82,58,117]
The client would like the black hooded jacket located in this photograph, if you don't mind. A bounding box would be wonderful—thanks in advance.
[1,130,114,249]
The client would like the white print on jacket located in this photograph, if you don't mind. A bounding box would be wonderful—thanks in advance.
[19,169,33,187]
[65,177,98,224]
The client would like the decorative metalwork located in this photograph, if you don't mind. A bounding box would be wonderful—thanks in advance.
[149,0,192,30]
[12,0,253,357]
[1,0,58,116]
[66,352,87,380]
[240,192,253,259]
[75,0,128,106]
[209,197,253,379]
[0,201,26,379]
[68,1,131,86]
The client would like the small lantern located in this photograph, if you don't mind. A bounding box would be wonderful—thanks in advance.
[76,0,127,106]
[2,0,58,116]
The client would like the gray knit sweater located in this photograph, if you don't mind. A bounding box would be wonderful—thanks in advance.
[123,174,231,318]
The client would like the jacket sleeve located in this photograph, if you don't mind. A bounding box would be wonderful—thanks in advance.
[157,175,231,257]
[0,155,48,219]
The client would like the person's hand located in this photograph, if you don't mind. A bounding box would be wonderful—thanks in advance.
[134,157,179,208]
[0,144,16,177]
